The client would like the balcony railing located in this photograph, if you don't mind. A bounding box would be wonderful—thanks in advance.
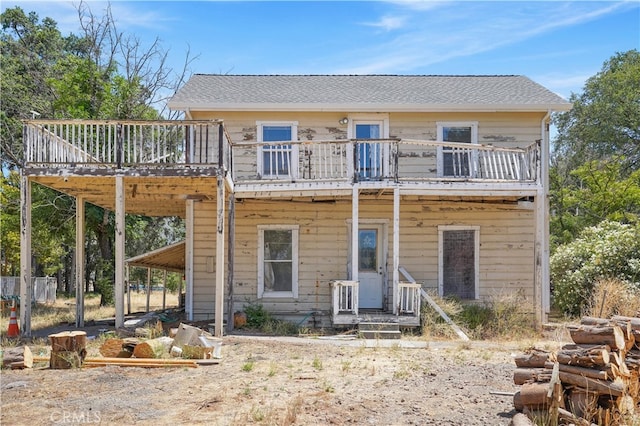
[23,120,539,185]
[23,119,231,170]
[233,138,539,185]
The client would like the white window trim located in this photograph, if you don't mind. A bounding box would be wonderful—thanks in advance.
[437,225,480,300]
[257,224,299,299]
[436,121,478,178]
[256,121,299,179]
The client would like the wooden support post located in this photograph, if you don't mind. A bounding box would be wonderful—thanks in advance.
[19,174,32,336]
[186,200,194,321]
[392,187,400,314]
[115,175,125,329]
[145,267,151,312]
[539,113,551,325]
[351,186,359,282]
[126,265,131,315]
[75,196,85,328]
[226,194,235,332]
[214,173,226,337]
[162,269,167,310]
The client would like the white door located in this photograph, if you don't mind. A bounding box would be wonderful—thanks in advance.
[358,225,384,309]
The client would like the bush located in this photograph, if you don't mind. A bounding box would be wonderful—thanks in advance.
[421,291,535,340]
[551,220,640,317]
[242,301,299,335]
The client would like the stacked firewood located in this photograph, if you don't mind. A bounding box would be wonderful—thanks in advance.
[512,315,640,426]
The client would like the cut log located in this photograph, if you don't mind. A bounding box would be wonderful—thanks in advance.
[132,336,173,359]
[557,407,597,426]
[557,344,610,367]
[567,325,626,351]
[514,349,553,368]
[580,316,611,326]
[544,361,612,381]
[509,412,534,426]
[2,346,33,369]
[518,382,550,409]
[99,338,124,358]
[611,315,640,331]
[568,389,599,421]
[513,368,552,385]
[49,331,87,369]
[558,372,625,396]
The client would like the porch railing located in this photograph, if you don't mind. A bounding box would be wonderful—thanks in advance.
[398,282,421,316]
[233,139,539,184]
[23,119,232,171]
[331,280,359,320]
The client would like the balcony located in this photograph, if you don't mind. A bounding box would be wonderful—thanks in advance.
[22,120,540,203]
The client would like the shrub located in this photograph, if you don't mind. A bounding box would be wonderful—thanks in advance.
[551,220,640,317]
[242,301,299,335]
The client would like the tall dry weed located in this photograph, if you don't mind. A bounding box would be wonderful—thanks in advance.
[586,278,640,318]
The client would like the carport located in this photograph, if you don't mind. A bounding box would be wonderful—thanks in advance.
[125,241,185,314]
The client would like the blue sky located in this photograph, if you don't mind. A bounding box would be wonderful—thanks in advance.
[4,1,640,100]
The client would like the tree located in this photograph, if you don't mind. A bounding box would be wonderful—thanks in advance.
[550,50,640,248]
[553,49,640,174]
[550,158,640,247]
[1,2,191,305]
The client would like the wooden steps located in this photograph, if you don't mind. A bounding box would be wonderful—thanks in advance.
[358,321,401,340]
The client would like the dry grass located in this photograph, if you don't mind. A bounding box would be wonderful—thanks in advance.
[0,291,179,336]
[586,278,640,318]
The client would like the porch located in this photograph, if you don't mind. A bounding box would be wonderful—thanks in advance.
[330,280,422,327]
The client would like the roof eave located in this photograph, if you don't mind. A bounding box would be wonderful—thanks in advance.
[168,102,572,113]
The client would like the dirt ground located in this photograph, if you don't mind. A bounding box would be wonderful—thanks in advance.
[0,332,551,426]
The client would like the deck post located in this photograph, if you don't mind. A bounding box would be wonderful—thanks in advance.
[145,267,151,312]
[215,171,226,337]
[19,174,32,336]
[115,175,125,329]
[185,200,194,321]
[351,186,359,282]
[393,187,400,314]
[226,194,235,332]
[75,196,85,328]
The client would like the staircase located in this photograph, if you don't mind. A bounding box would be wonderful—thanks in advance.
[358,321,401,339]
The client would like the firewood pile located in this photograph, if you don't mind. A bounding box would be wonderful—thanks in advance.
[512,315,640,426]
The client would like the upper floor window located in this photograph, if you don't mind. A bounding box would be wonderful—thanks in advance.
[257,121,298,179]
[437,122,478,177]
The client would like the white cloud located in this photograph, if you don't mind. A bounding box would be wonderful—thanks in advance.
[333,1,637,75]
[363,15,407,31]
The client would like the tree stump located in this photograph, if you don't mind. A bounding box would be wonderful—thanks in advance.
[49,331,87,369]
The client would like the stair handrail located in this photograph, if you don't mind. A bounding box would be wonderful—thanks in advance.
[398,266,470,342]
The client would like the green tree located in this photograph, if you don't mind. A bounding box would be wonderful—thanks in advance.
[553,49,640,173]
[551,50,640,247]
[1,3,190,305]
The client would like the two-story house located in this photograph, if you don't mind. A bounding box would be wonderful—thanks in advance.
[19,75,570,337]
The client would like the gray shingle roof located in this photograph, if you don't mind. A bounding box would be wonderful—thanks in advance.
[168,75,570,112]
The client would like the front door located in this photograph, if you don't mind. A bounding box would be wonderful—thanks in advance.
[358,225,384,309]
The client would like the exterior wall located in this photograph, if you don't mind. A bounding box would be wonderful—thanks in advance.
[188,111,545,182]
[191,196,536,321]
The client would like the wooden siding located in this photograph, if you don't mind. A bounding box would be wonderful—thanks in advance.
[189,111,545,183]
[191,195,536,321]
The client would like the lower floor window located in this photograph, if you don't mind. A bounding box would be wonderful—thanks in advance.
[439,226,479,299]
[258,225,299,298]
